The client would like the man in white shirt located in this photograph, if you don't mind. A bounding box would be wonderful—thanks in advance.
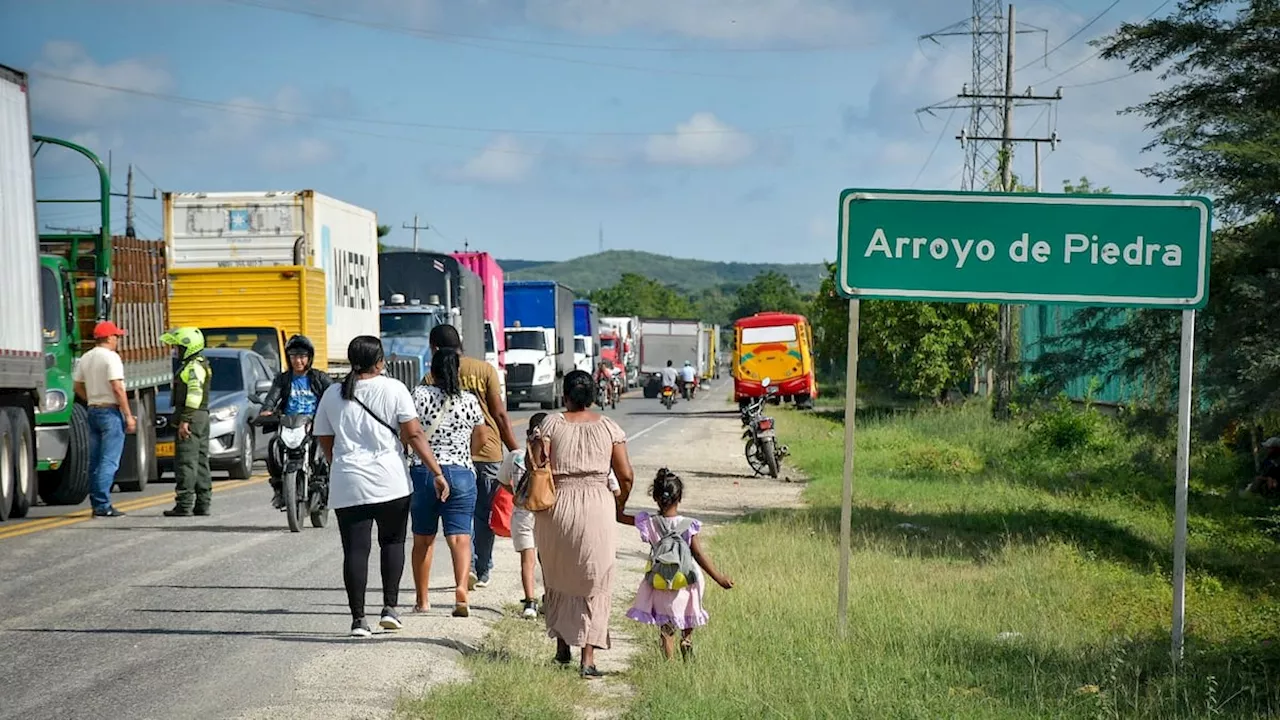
[660,360,679,390]
[72,321,136,518]
[679,361,698,399]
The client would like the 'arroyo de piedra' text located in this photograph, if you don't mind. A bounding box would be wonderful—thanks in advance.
[862,228,1185,269]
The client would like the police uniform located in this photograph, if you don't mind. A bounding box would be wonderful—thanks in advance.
[162,328,213,515]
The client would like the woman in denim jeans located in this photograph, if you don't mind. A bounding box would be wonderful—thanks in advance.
[409,347,489,617]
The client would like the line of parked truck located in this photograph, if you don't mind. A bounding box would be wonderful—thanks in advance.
[0,62,748,523]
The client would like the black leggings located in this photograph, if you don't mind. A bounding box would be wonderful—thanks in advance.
[335,496,411,620]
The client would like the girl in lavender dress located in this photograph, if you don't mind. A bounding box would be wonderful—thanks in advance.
[623,468,734,661]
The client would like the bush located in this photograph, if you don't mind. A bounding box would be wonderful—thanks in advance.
[1026,395,1108,453]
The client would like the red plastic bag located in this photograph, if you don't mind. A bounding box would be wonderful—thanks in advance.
[490,485,514,538]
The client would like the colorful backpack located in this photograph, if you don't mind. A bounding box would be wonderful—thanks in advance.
[644,517,699,591]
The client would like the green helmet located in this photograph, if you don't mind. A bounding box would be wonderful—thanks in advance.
[161,326,206,359]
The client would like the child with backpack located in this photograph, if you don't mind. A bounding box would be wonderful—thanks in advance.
[623,468,734,661]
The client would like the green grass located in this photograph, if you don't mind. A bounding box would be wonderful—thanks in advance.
[624,403,1280,719]
[396,610,592,720]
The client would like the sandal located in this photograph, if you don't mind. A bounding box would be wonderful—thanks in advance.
[580,665,604,679]
[451,603,469,618]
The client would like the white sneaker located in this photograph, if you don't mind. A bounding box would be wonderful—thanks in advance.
[379,608,403,631]
[521,599,537,619]
[350,620,372,638]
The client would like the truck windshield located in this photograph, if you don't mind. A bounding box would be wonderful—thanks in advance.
[40,266,61,343]
[381,313,439,338]
[506,330,546,352]
[202,327,281,369]
[600,337,616,349]
[742,325,798,344]
[484,324,495,354]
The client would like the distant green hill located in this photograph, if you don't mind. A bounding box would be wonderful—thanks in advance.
[500,250,825,294]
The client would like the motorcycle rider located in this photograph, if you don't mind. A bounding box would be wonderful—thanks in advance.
[595,358,621,404]
[260,335,333,509]
[660,360,680,402]
[679,360,698,399]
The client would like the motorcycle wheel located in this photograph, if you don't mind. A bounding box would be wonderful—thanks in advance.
[610,389,618,410]
[744,439,768,476]
[283,469,303,533]
[310,507,329,528]
[762,438,780,478]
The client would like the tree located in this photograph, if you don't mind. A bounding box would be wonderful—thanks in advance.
[589,273,695,318]
[809,261,997,401]
[376,224,391,253]
[730,271,806,322]
[1034,3,1280,431]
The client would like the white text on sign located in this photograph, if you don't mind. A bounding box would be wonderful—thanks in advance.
[863,228,1184,269]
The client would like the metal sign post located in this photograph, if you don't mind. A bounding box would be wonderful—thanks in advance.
[837,299,860,633]
[834,188,1212,655]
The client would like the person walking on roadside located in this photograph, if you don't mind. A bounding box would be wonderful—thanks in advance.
[497,411,548,619]
[533,370,636,678]
[409,346,489,617]
[161,327,213,517]
[72,320,136,518]
[424,324,519,591]
[313,336,449,638]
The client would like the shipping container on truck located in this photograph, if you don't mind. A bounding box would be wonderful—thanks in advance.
[168,266,328,372]
[0,64,44,521]
[31,134,171,506]
[600,316,640,389]
[163,190,379,373]
[639,319,704,398]
[504,281,574,410]
[572,299,599,376]
[377,252,484,387]
[700,324,721,381]
[451,251,506,387]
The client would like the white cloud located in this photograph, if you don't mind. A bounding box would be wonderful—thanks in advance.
[259,136,339,172]
[523,0,881,44]
[646,112,755,167]
[30,41,174,125]
[458,134,537,183]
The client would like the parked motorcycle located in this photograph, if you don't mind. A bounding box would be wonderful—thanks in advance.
[742,378,788,479]
[255,413,330,532]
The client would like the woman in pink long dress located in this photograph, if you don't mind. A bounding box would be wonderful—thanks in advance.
[531,370,635,678]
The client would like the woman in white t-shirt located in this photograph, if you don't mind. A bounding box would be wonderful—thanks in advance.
[409,346,489,617]
[314,336,447,638]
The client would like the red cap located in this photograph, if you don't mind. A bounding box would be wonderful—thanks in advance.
[92,320,127,339]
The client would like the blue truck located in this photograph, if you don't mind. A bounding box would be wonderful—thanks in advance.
[504,281,575,410]
[573,299,599,376]
[378,251,485,387]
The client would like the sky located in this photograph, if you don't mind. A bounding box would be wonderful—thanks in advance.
[0,0,1176,265]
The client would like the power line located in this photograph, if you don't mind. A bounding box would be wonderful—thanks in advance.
[1027,0,1172,87]
[1016,0,1121,71]
[911,105,959,188]
[29,71,805,138]
[220,0,871,54]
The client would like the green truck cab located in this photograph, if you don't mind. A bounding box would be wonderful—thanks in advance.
[33,136,170,504]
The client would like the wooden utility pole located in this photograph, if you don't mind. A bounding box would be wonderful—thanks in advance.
[108,163,157,239]
[402,214,430,252]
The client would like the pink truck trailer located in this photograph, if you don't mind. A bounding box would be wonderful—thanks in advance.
[451,251,505,380]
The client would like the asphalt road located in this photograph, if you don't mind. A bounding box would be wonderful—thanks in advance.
[0,385,726,720]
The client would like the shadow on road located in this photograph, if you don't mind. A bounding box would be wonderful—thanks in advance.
[9,626,482,652]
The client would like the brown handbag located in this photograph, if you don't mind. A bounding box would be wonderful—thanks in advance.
[516,434,557,512]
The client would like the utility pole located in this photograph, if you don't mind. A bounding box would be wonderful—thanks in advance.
[109,163,158,238]
[918,2,1062,419]
[598,223,604,254]
[402,214,430,252]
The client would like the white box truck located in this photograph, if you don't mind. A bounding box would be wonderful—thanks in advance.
[638,318,705,398]
[0,65,45,521]
[163,190,380,373]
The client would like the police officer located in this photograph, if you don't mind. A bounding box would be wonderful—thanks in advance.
[161,327,213,517]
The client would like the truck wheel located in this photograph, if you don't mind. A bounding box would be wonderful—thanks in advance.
[5,408,36,518]
[39,403,91,506]
[117,394,153,492]
[228,432,254,480]
[0,412,14,522]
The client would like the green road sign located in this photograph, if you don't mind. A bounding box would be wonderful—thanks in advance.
[836,189,1212,309]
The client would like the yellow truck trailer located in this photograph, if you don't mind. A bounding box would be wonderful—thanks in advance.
[167,266,329,372]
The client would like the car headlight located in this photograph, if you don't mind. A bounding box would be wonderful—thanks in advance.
[280,425,308,449]
[210,406,239,423]
[40,388,68,414]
